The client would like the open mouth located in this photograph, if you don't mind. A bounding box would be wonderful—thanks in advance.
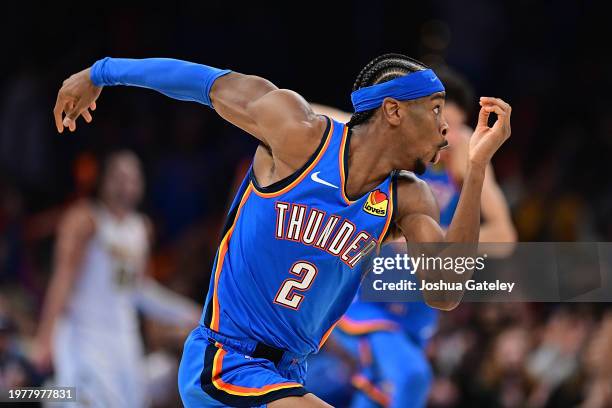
[431,151,440,164]
[431,140,449,164]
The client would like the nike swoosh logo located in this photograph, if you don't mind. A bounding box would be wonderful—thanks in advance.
[310,171,338,189]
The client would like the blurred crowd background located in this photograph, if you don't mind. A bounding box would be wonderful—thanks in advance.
[1,1,610,407]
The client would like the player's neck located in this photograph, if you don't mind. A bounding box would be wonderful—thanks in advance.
[99,199,131,220]
[345,124,405,197]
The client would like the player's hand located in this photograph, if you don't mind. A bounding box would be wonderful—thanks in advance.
[468,97,511,167]
[30,336,53,374]
[54,67,102,133]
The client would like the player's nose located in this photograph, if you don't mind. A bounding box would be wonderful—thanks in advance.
[441,121,449,137]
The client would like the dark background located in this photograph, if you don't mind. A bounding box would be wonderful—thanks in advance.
[2,1,611,244]
[1,2,611,407]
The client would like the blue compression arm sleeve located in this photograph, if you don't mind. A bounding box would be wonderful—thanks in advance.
[90,57,232,108]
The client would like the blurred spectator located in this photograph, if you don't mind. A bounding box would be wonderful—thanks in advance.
[0,297,41,390]
[579,312,612,408]
[32,151,199,407]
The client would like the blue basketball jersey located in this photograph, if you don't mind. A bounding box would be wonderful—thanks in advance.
[200,118,396,355]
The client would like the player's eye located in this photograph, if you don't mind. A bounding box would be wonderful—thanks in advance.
[433,106,441,115]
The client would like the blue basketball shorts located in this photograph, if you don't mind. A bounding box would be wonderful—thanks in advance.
[178,326,310,407]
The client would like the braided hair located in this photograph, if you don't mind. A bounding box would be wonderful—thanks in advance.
[347,54,429,128]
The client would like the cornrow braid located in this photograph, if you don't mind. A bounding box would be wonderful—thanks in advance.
[347,53,429,128]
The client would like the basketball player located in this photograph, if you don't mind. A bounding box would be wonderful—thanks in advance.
[33,151,200,407]
[311,67,516,408]
[52,54,511,407]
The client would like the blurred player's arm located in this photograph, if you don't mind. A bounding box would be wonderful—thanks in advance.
[54,58,326,168]
[480,165,517,244]
[134,277,201,327]
[33,203,95,370]
[133,218,200,327]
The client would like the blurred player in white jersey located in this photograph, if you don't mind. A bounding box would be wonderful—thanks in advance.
[33,150,200,407]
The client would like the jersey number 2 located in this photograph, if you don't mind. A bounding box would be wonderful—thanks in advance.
[274,261,318,310]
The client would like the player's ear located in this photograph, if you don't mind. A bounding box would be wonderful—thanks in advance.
[381,98,401,126]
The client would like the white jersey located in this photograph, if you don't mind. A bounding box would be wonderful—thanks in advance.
[53,204,150,408]
[64,204,149,332]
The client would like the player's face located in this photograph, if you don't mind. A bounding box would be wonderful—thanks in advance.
[101,155,144,210]
[440,101,467,162]
[443,102,467,132]
[399,93,449,175]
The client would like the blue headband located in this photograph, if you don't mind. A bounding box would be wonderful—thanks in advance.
[351,69,445,113]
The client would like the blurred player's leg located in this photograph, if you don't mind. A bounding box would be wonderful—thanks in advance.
[351,391,380,408]
[355,330,432,408]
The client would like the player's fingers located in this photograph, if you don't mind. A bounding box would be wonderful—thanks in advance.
[63,116,73,129]
[484,104,507,131]
[63,99,75,117]
[63,102,77,131]
[492,118,511,136]
[476,106,491,129]
[490,106,511,134]
[483,105,508,125]
[82,109,93,123]
[62,100,78,129]
[54,94,74,133]
[90,101,96,111]
[63,116,77,132]
[53,97,65,133]
[64,98,92,130]
[482,99,512,133]
[63,100,76,130]
[480,97,511,112]
[483,104,505,117]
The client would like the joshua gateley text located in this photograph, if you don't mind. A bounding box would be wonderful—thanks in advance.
[373,279,516,293]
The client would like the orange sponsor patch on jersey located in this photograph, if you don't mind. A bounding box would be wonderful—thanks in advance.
[363,189,388,217]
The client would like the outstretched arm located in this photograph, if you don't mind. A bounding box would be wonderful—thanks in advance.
[54,58,325,162]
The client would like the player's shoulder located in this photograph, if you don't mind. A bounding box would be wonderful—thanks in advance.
[395,170,431,196]
[254,89,327,135]
[394,170,439,222]
[253,91,329,169]
[138,213,155,242]
[59,199,96,236]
